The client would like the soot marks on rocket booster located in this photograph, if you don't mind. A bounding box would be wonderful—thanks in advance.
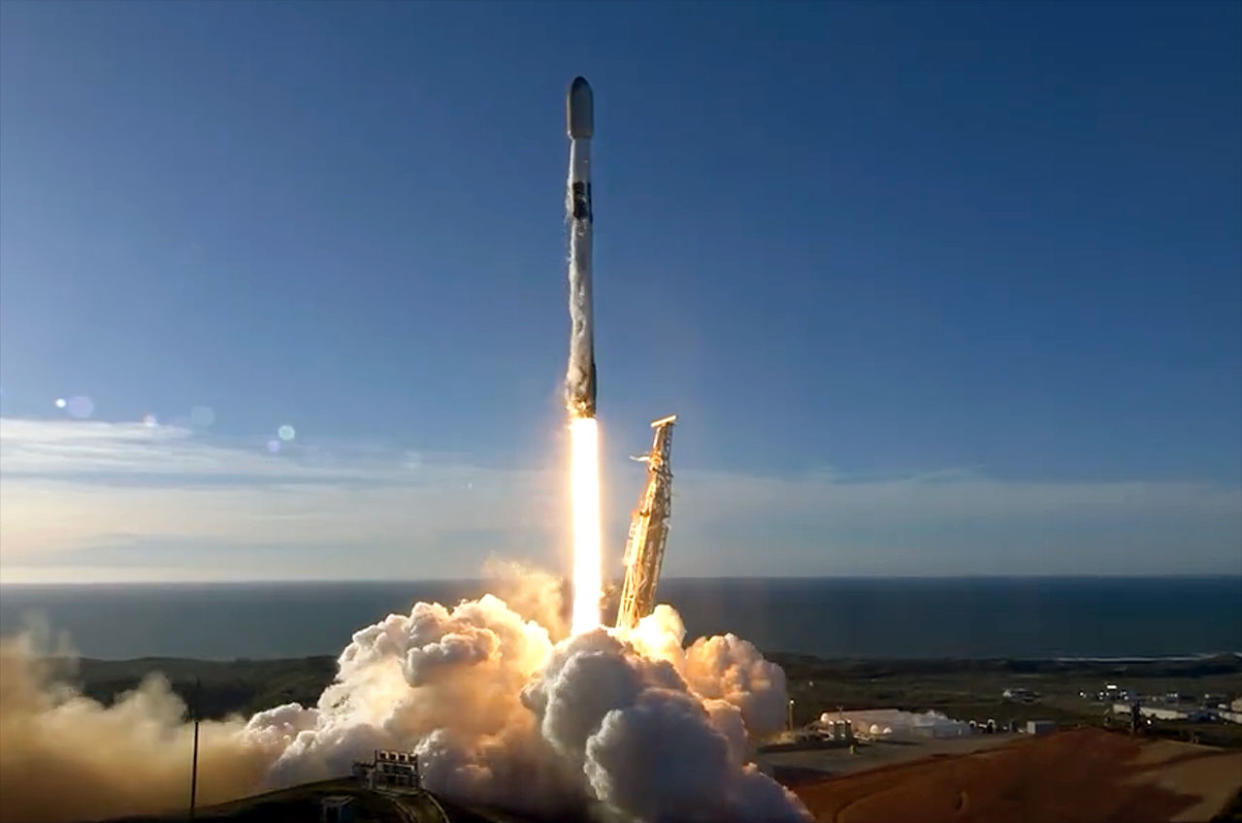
[571,182,593,222]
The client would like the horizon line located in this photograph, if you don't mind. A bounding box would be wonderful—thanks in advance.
[2,572,1240,587]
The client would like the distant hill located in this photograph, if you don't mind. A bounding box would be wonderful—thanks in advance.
[74,655,337,718]
[792,728,1242,823]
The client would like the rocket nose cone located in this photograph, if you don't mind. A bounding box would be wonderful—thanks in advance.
[567,76,593,139]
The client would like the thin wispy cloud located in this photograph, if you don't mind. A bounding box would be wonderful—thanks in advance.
[669,470,1242,576]
[0,418,433,484]
[0,419,563,580]
[1,418,1238,582]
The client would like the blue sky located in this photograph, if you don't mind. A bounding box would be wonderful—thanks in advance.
[1,1,1239,581]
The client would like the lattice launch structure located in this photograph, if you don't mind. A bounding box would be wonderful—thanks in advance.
[615,415,678,630]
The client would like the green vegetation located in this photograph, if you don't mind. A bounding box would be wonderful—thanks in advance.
[74,655,337,719]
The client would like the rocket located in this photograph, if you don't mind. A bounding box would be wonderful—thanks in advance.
[565,76,597,418]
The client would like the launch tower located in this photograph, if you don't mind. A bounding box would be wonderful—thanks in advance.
[614,415,677,630]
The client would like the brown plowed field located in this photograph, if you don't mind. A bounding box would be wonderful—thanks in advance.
[792,728,1242,823]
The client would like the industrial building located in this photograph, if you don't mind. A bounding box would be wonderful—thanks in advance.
[805,718,856,744]
[352,749,420,791]
[821,709,973,741]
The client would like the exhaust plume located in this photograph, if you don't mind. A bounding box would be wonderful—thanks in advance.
[0,636,281,823]
[247,586,809,820]
[1,575,808,822]
[482,558,570,641]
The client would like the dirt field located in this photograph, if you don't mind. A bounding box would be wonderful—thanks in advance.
[791,728,1242,823]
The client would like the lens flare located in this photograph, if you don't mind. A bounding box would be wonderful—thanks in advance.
[569,416,602,634]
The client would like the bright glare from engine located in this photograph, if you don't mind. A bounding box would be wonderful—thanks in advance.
[570,416,602,634]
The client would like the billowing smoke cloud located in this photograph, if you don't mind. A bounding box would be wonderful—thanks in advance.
[249,593,808,821]
[482,557,570,642]
[2,578,808,822]
[521,626,807,822]
[253,594,567,809]
[627,606,788,738]
[0,636,281,823]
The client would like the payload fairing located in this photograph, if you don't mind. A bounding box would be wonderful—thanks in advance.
[565,76,597,418]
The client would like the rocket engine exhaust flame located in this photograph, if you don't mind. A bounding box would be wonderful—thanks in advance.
[569,416,603,634]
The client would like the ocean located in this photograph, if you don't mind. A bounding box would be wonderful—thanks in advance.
[1,577,1239,661]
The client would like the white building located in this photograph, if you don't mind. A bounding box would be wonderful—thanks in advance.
[824,709,972,740]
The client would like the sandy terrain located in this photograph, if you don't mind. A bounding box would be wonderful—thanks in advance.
[791,728,1242,823]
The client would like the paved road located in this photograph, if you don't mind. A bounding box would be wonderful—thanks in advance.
[384,789,452,823]
[760,734,1019,784]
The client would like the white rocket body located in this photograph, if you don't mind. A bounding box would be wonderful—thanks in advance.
[565,77,596,418]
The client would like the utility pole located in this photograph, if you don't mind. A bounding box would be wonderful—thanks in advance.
[189,677,200,820]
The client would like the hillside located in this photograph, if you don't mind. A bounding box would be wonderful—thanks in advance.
[792,727,1242,823]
